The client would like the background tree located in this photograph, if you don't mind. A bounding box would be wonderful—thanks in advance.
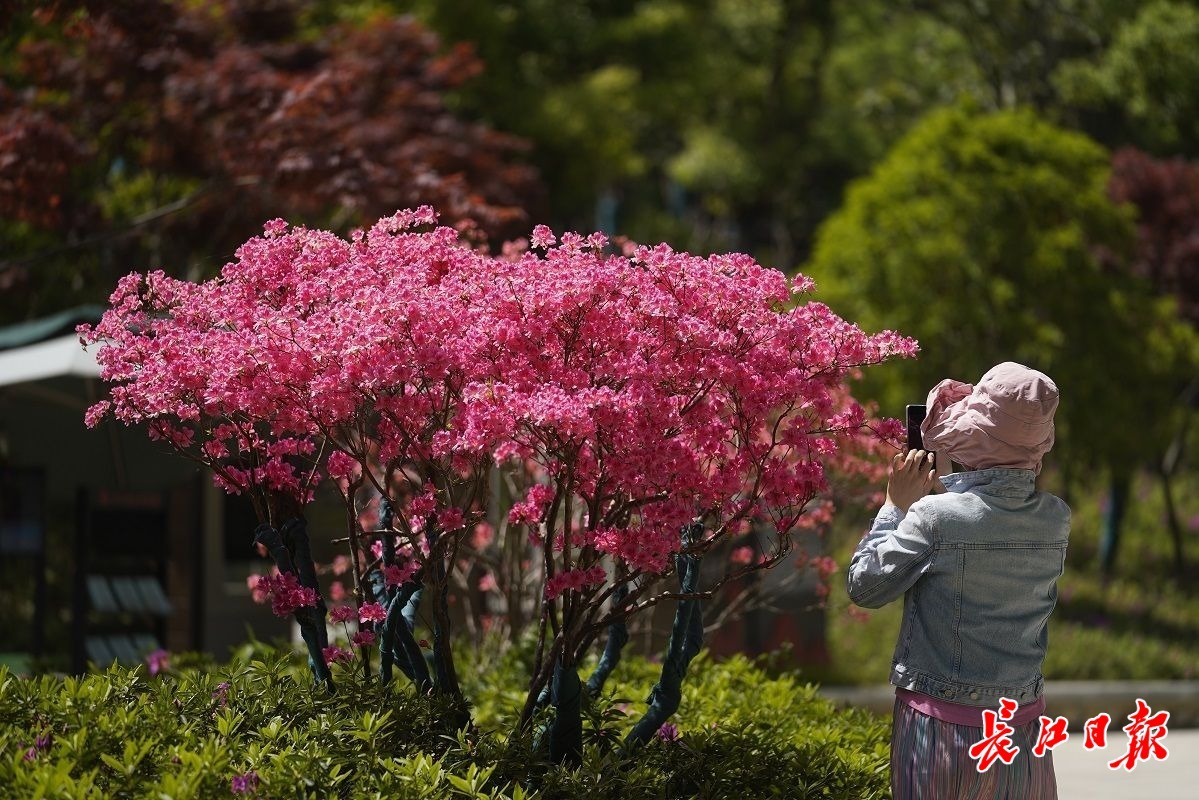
[0,0,539,323]
[804,105,1197,491]
[901,0,1132,110]
[391,0,1153,262]
[1056,1,1199,156]
[1103,147,1199,575]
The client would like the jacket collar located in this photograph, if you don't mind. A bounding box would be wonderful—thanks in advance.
[939,467,1036,498]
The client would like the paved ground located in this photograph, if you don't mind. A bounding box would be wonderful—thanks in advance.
[1053,727,1199,799]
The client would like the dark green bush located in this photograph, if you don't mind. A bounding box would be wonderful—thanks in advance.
[1,646,889,799]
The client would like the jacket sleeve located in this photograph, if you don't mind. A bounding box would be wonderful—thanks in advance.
[846,502,936,609]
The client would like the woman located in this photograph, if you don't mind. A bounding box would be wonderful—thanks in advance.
[847,362,1070,799]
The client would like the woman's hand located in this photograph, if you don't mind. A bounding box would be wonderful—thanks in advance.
[885,449,937,512]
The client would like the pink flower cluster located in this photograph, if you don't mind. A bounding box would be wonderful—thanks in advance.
[544,565,606,600]
[81,207,916,617]
[730,546,754,566]
[508,483,553,526]
[383,561,419,587]
[358,602,387,624]
[250,572,318,617]
[144,648,170,676]
[322,646,353,665]
[810,555,839,580]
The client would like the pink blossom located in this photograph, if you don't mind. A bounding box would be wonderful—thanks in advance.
[810,556,839,579]
[508,483,554,526]
[436,507,465,532]
[326,450,361,482]
[251,572,318,618]
[730,546,754,566]
[322,646,353,664]
[263,218,289,237]
[145,649,170,676]
[383,562,418,587]
[84,401,111,429]
[471,521,495,549]
[329,605,355,623]
[352,630,376,647]
[545,565,606,601]
[246,574,270,604]
[477,573,498,593]
[409,491,437,518]
[531,224,556,249]
[358,602,387,624]
[80,207,916,658]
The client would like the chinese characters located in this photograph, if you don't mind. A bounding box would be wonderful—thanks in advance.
[967,697,1170,773]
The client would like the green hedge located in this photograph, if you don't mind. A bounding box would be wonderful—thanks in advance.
[1,646,890,799]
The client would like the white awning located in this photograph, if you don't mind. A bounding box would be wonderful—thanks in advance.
[0,334,102,387]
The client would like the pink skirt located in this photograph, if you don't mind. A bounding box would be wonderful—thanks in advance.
[891,698,1058,799]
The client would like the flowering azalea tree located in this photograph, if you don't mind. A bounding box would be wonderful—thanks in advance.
[81,208,915,761]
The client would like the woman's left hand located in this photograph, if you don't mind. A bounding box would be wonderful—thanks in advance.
[885,449,937,512]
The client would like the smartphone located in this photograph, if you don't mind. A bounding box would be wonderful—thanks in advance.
[905,404,927,453]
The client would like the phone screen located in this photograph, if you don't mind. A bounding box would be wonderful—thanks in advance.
[906,404,927,453]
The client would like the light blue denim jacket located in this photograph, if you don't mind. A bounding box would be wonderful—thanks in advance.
[846,468,1070,708]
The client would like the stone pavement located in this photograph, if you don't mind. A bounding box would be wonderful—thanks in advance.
[1053,727,1198,799]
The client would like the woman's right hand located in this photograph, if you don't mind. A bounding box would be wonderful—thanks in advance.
[885,449,937,512]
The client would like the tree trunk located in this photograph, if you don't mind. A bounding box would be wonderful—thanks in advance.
[625,524,705,749]
[1099,471,1130,580]
[585,583,629,697]
[253,522,333,690]
[1158,465,1187,579]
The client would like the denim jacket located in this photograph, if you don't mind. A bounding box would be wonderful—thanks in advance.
[846,468,1070,708]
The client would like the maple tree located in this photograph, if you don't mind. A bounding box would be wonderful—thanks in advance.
[1109,147,1199,325]
[0,0,538,321]
[1105,146,1199,575]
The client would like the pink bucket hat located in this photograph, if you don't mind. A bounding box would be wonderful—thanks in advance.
[919,362,1059,474]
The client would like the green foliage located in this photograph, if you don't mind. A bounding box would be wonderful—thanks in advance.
[1056,1,1199,154]
[399,0,847,261]
[805,103,1197,470]
[0,648,890,799]
[896,0,1134,110]
[393,0,1158,263]
[814,6,987,167]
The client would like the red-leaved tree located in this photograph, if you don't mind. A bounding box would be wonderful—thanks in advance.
[0,0,538,320]
[1107,148,1199,575]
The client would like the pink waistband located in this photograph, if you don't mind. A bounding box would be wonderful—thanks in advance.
[896,687,1046,728]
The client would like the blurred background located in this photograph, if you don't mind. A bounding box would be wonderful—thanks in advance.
[1,0,1196,683]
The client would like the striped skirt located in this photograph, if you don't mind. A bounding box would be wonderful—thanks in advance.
[890,699,1058,800]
